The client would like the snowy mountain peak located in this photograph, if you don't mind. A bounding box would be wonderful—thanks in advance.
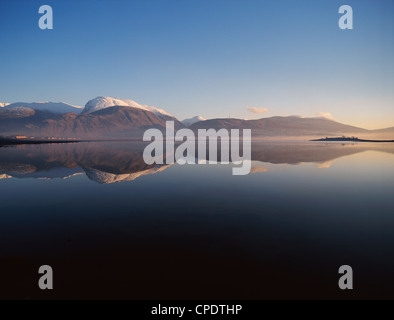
[0,103,10,107]
[82,96,173,118]
[182,116,206,127]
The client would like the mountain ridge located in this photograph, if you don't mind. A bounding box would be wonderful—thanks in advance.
[82,96,173,118]
[182,116,206,127]
[1,97,393,139]
[4,101,82,114]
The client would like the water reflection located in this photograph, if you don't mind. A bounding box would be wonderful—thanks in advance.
[1,141,394,299]
[0,141,393,183]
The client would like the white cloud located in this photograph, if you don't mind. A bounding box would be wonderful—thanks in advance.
[246,107,269,114]
[315,112,334,120]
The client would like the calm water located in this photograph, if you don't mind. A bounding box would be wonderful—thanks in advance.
[1,141,394,299]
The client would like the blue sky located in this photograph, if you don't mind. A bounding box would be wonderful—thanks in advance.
[0,0,393,129]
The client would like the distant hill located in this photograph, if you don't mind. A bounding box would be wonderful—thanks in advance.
[182,116,206,127]
[0,106,183,139]
[0,106,36,119]
[5,101,82,114]
[372,126,394,134]
[190,116,371,138]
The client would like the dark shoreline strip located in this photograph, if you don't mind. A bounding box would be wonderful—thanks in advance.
[311,138,394,143]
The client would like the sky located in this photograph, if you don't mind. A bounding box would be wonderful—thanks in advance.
[0,0,393,129]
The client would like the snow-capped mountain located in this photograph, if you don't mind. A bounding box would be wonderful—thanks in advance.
[5,101,82,114]
[82,96,173,118]
[182,116,206,127]
[0,103,10,107]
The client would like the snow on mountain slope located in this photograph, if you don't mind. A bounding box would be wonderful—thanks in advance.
[84,164,172,184]
[182,116,206,127]
[0,103,10,107]
[5,101,82,114]
[0,106,35,119]
[82,96,173,118]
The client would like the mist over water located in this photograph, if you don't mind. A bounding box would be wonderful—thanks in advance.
[1,141,394,299]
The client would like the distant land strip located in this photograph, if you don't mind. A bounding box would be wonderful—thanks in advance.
[312,137,394,143]
[0,136,80,145]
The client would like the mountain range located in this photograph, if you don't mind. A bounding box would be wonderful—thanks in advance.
[188,116,392,138]
[0,96,393,139]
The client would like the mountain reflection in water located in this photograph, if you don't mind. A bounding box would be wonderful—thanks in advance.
[1,141,393,183]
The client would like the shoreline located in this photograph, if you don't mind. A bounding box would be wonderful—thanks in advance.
[0,137,81,145]
[311,138,394,143]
